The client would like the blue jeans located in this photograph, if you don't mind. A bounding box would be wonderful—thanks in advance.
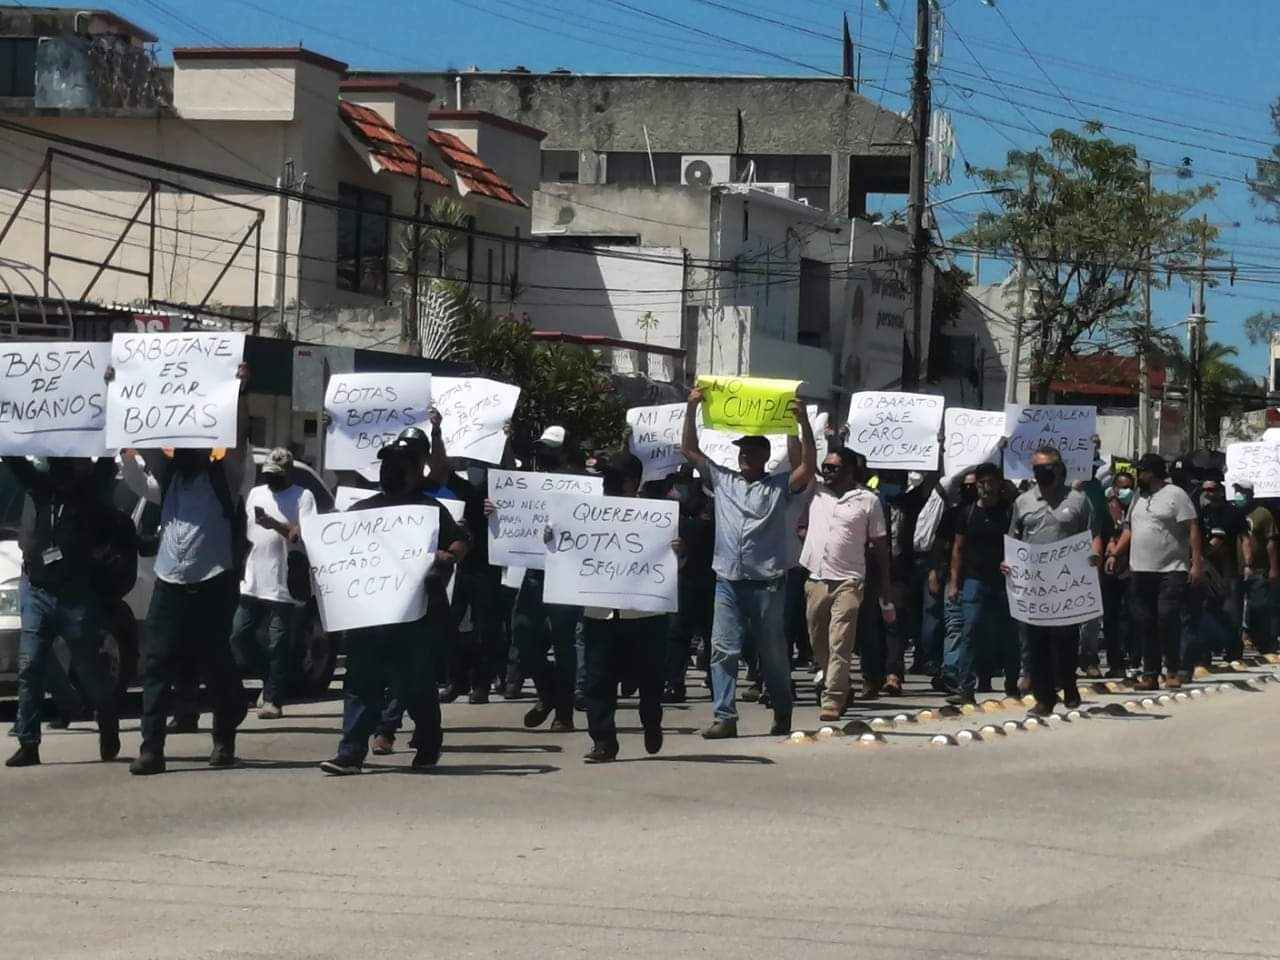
[339,618,439,763]
[946,580,1011,695]
[918,564,946,676]
[710,578,790,722]
[15,578,117,745]
[229,596,295,707]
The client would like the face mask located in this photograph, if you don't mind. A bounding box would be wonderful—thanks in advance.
[1234,493,1248,507]
[1032,464,1058,486]
[1117,488,1133,505]
[976,481,997,501]
[265,474,290,492]
[534,454,560,472]
[1137,477,1153,494]
[959,484,978,503]
[380,462,408,496]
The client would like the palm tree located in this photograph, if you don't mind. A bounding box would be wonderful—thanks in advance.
[393,198,471,353]
[1156,336,1261,445]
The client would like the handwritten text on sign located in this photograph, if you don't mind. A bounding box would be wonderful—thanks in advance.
[847,391,943,470]
[1003,531,1102,627]
[105,332,244,450]
[487,469,603,569]
[432,376,520,465]
[0,342,111,456]
[943,407,1005,478]
[544,495,679,613]
[323,372,432,474]
[302,505,439,632]
[1226,442,1280,498]
[1004,404,1096,482]
[696,375,799,435]
[627,402,687,482]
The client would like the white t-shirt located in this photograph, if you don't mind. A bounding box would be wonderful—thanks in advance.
[240,483,318,604]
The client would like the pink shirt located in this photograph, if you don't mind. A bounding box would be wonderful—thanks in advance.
[800,486,887,581]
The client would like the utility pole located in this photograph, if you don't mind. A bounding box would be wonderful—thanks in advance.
[1188,213,1208,451]
[905,0,930,390]
[1137,160,1152,455]
[1004,157,1035,406]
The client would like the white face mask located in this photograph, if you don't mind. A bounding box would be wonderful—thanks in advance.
[907,471,925,490]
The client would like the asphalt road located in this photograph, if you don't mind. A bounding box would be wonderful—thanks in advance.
[4,669,1280,960]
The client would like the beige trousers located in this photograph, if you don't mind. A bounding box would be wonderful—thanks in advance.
[805,578,864,709]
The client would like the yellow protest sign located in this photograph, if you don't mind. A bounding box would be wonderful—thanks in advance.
[1113,457,1135,479]
[696,375,799,435]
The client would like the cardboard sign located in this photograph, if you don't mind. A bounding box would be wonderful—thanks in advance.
[627,402,688,482]
[105,331,245,449]
[1226,442,1280,498]
[334,485,372,512]
[302,504,440,632]
[487,469,603,569]
[942,407,1005,479]
[846,391,944,470]
[696,375,799,435]
[323,372,432,475]
[543,494,679,613]
[0,342,111,455]
[1004,404,1097,482]
[1003,531,1102,627]
[432,376,520,464]
[1112,457,1136,480]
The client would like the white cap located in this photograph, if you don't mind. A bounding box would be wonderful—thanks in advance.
[537,425,566,448]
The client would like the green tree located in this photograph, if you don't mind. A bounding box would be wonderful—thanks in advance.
[958,128,1214,401]
[1244,98,1280,346]
[1155,335,1261,441]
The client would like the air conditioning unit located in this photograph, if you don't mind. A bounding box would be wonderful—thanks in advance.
[681,155,731,186]
[750,182,794,200]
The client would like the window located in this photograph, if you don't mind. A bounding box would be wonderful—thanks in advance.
[336,182,390,297]
[737,154,832,208]
[0,38,37,98]
[605,151,683,185]
[541,150,580,183]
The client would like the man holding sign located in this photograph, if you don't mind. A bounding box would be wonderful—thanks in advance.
[681,386,816,739]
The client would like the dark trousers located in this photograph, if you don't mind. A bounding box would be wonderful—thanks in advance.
[1100,575,1132,672]
[341,618,440,763]
[448,568,504,693]
[1180,581,1207,671]
[1224,577,1246,662]
[1244,574,1276,655]
[858,578,905,684]
[514,571,580,722]
[229,596,295,707]
[918,561,946,676]
[784,566,811,666]
[583,615,666,749]
[1026,625,1080,708]
[379,587,450,737]
[666,576,714,691]
[1130,571,1186,677]
[140,573,244,754]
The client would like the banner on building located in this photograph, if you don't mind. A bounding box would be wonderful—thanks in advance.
[695,375,799,435]
[942,407,1005,479]
[1003,531,1102,627]
[1004,404,1096,482]
[0,342,111,456]
[846,391,944,470]
[323,372,432,475]
[487,469,603,569]
[432,376,520,465]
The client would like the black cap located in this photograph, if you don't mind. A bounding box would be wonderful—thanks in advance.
[1136,453,1167,478]
[377,426,431,460]
[732,435,771,453]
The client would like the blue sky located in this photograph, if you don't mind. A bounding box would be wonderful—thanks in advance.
[115,0,1280,377]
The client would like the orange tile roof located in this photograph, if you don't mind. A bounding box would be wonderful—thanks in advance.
[339,100,449,186]
[426,129,527,207]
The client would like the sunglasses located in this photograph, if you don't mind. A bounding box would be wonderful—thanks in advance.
[820,463,844,474]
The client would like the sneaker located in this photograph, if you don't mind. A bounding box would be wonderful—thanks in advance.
[742,684,761,703]
[257,703,283,720]
[583,742,619,763]
[946,691,977,707]
[523,703,553,728]
[701,719,738,740]
[167,715,198,734]
[209,739,236,768]
[468,688,490,705]
[644,726,664,755]
[371,734,395,755]
[769,711,792,736]
[129,752,166,776]
[5,743,39,767]
[99,729,121,762]
[1134,675,1160,692]
[819,705,843,722]
[548,718,575,733]
[319,756,361,776]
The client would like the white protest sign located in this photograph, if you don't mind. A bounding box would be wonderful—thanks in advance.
[846,391,944,470]
[105,331,244,449]
[323,372,432,474]
[501,565,526,589]
[302,504,439,632]
[544,494,678,613]
[0,342,111,455]
[1004,404,1096,482]
[487,469,603,569]
[1226,442,1280,498]
[627,402,687,482]
[766,407,827,475]
[334,485,372,512]
[1003,531,1102,627]
[432,376,519,464]
[943,408,1005,479]
[700,427,791,475]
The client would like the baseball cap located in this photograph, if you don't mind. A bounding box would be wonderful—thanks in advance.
[731,435,771,453]
[1136,453,1167,478]
[261,447,293,476]
[536,425,566,448]
[377,427,431,460]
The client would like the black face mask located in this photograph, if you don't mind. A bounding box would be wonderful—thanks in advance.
[1032,464,1058,486]
[960,484,978,503]
[173,450,207,479]
[534,453,560,472]
[265,474,290,492]
[1137,477,1153,494]
[380,462,409,496]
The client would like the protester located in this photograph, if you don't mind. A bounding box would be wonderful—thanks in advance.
[946,462,1017,705]
[1100,472,1136,677]
[123,363,251,776]
[800,447,888,721]
[229,448,317,720]
[4,456,132,768]
[1107,453,1202,691]
[320,428,468,775]
[1007,446,1103,715]
[680,389,816,739]
[663,468,715,703]
[1234,479,1279,656]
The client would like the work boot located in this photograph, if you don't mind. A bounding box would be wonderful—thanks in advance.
[583,741,619,764]
[371,734,395,755]
[129,751,166,776]
[411,730,443,768]
[5,743,39,767]
[548,717,575,733]
[209,737,236,768]
[769,711,792,736]
[701,719,738,740]
[523,702,553,728]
